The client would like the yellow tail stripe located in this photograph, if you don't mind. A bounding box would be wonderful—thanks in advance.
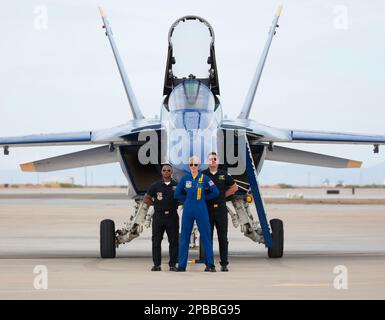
[98,6,105,17]
[276,5,283,16]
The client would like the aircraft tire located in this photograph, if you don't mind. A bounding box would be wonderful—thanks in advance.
[267,219,284,258]
[100,219,116,258]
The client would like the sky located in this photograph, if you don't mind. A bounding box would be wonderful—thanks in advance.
[0,0,384,185]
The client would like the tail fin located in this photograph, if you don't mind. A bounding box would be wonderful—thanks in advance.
[99,7,144,120]
[238,5,282,119]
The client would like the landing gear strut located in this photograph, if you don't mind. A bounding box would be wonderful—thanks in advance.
[99,199,153,258]
[227,135,285,258]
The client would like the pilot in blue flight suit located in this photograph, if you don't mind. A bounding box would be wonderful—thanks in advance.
[174,155,219,272]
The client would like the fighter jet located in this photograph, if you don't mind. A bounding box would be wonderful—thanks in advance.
[1,6,384,259]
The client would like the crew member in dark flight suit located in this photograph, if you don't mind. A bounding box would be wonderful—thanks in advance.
[144,164,179,272]
[203,152,238,272]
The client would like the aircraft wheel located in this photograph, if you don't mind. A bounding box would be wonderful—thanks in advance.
[100,219,116,258]
[267,219,284,258]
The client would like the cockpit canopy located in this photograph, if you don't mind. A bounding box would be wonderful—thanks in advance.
[167,80,216,131]
[166,80,219,171]
[169,17,213,79]
[168,80,215,112]
[163,16,220,96]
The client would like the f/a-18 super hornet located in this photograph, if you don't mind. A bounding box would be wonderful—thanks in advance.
[1,6,384,259]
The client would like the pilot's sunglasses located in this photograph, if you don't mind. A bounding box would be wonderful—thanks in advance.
[189,164,199,167]
[210,157,217,161]
[162,169,171,172]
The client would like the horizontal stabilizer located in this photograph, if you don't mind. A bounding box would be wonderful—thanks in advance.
[265,145,362,168]
[20,145,118,172]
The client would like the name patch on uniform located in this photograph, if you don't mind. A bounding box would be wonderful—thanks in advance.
[156,192,163,200]
[219,175,225,180]
[185,181,192,188]
[208,180,215,186]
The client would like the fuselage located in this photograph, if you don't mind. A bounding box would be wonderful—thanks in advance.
[160,80,223,179]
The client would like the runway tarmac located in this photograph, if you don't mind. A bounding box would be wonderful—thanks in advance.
[0,190,384,299]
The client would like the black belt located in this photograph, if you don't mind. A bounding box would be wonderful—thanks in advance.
[208,202,226,209]
[155,209,177,215]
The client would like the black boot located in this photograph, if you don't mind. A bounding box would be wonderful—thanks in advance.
[204,266,216,272]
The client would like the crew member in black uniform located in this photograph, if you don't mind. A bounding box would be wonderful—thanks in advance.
[144,164,179,272]
[203,152,238,272]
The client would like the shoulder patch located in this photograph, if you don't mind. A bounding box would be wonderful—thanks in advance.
[208,180,215,187]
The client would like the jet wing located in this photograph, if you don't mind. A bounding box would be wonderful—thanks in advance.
[264,145,362,168]
[221,119,385,145]
[1,119,161,173]
[0,119,161,149]
[91,119,161,143]
[0,131,92,148]
[20,145,118,172]
[220,119,291,141]
[289,130,385,145]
